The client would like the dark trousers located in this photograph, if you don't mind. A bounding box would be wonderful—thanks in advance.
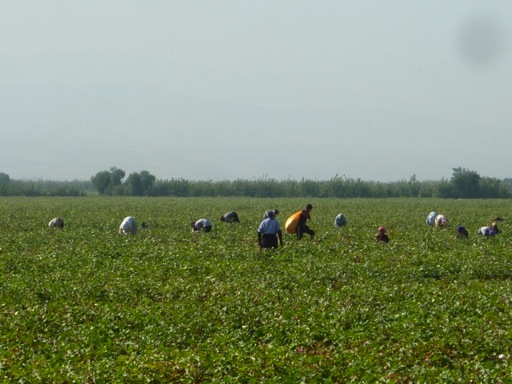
[260,234,278,249]
[297,225,315,240]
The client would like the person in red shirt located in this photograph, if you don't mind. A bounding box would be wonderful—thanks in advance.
[376,226,389,243]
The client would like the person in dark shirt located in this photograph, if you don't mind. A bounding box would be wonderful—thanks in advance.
[220,211,240,223]
[375,226,389,243]
[335,213,347,228]
[48,217,64,229]
[297,204,315,240]
[456,225,469,239]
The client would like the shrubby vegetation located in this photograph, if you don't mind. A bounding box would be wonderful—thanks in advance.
[1,197,512,381]
[1,167,511,198]
[0,172,92,196]
[89,167,511,198]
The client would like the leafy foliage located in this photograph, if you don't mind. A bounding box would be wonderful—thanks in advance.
[451,167,481,198]
[91,167,127,195]
[1,197,512,381]
[1,168,511,197]
[86,170,512,198]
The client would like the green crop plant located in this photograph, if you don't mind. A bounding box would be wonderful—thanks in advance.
[0,197,511,382]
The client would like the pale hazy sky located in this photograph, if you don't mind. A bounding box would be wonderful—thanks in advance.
[1,1,511,182]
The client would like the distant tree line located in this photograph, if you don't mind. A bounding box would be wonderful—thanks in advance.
[1,167,510,198]
[88,167,511,199]
[0,172,91,196]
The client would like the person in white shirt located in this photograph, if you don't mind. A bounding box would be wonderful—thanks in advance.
[478,221,499,237]
[257,210,283,249]
[478,226,497,237]
[119,216,137,235]
[48,217,64,229]
[191,218,212,233]
[426,211,437,226]
[435,214,448,227]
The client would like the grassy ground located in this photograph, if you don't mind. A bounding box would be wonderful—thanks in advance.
[0,197,511,382]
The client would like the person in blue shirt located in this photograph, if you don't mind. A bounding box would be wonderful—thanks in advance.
[456,225,469,239]
[258,210,283,249]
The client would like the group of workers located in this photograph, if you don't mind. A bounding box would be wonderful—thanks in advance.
[47,206,316,250]
[191,205,315,249]
[48,206,504,250]
[190,211,241,233]
[425,211,504,239]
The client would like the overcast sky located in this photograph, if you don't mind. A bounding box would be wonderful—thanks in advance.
[1,1,511,182]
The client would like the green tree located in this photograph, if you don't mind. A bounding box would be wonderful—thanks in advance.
[123,171,156,196]
[91,171,111,194]
[480,177,511,198]
[0,172,10,195]
[91,167,126,195]
[0,172,10,184]
[139,170,156,193]
[109,167,125,187]
[451,167,481,198]
[124,173,142,195]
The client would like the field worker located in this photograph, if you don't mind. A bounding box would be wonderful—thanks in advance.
[478,225,497,237]
[435,214,448,228]
[257,210,283,249]
[491,221,501,234]
[191,218,212,233]
[220,211,240,223]
[119,216,137,235]
[426,211,437,226]
[456,225,469,239]
[335,213,347,228]
[264,209,280,219]
[478,221,500,236]
[297,204,315,240]
[375,226,389,243]
[48,217,64,229]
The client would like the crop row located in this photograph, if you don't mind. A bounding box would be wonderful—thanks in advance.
[0,197,511,382]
